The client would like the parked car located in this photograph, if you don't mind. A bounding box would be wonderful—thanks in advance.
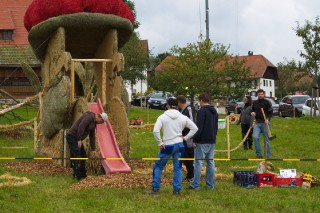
[132,95,150,107]
[265,97,279,116]
[227,96,257,114]
[225,99,242,115]
[302,98,320,117]
[279,95,311,117]
[148,92,173,109]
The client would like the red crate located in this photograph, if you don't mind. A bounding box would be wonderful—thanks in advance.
[275,177,303,186]
[257,173,275,187]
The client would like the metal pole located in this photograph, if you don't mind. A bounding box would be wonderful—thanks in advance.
[205,0,209,41]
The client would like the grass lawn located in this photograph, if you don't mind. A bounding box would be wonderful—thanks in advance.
[0,107,319,213]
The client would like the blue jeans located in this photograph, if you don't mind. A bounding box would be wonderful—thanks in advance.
[190,143,215,189]
[152,142,185,192]
[253,122,271,158]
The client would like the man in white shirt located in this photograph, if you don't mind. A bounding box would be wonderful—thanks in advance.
[146,98,198,195]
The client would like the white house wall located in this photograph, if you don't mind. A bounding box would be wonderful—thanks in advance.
[259,78,275,98]
[125,79,148,102]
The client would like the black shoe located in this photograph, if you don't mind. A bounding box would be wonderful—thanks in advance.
[173,191,181,196]
[255,155,263,159]
[184,178,193,182]
[145,188,159,195]
[187,186,196,190]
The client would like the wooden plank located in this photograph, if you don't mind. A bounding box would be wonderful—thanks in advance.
[70,60,75,103]
[102,62,107,107]
[72,59,112,62]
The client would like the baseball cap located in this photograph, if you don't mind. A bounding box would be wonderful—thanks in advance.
[167,98,178,109]
[99,112,108,122]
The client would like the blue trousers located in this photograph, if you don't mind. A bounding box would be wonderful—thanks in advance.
[152,142,185,192]
[253,122,271,158]
[190,143,215,189]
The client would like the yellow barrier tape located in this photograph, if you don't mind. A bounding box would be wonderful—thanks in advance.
[283,159,300,161]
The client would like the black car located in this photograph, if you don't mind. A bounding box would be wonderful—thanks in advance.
[225,99,243,115]
[279,95,311,117]
[148,92,173,109]
[226,96,257,114]
[132,95,149,107]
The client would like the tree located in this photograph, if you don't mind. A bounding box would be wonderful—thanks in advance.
[276,59,311,97]
[294,16,320,87]
[148,52,172,90]
[154,39,251,102]
[295,16,320,117]
[120,1,148,95]
[120,33,149,91]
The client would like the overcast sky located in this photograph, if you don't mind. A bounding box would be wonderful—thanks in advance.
[134,0,320,65]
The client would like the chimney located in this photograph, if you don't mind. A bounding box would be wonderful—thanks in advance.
[248,51,253,56]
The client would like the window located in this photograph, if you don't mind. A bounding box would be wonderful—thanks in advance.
[306,100,311,107]
[263,80,266,86]
[270,92,272,97]
[269,81,272,87]
[0,30,13,40]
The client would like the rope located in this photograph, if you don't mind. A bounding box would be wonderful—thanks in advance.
[216,119,255,153]
[0,119,34,130]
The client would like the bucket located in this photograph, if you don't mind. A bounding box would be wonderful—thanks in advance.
[218,119,226,129]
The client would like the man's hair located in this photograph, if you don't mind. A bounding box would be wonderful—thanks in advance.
[176,95,186,104]
[198,93,210,103]
[167,98,178,109]
[257,89,265,94]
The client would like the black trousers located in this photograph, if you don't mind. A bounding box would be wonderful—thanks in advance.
[241,123,253,149]
[66,134,87,179]
[183,141,194,179]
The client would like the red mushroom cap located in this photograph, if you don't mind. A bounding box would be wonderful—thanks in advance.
[24,0,135,31]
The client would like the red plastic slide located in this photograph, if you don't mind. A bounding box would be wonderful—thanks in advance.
[88,98,131,175]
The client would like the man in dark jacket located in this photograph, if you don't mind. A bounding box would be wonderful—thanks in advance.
[177,95,195,182]
[66,111,108,180]
[251,89,273,158]
[189,93,218,190]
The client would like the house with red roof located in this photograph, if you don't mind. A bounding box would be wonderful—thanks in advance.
[0,0,40,99]
[155,52,279,98]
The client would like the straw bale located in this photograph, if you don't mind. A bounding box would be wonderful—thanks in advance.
[74,62,95,97]
[121,82,130,115]
[28,13,133,60]
[21,62,42,93]
[40,129,65,165]
[42,76,71,139]
[108,96,130,158]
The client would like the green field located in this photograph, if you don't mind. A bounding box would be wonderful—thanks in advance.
[0,107,319,213]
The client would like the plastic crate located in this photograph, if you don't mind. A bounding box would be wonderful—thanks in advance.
[233,171,258,187]
[275,177,303,187]
[257,173,275,187]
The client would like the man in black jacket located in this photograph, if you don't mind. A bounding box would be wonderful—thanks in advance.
[66,111,108,180]
[251,89,273,158]
[177,95,195,182]
[189,93,218,190]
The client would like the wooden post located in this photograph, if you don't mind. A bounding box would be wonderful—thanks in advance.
[34,117,37,155]
[63,130,67,167]
[102,61,107,107]
[71,60,75,103]
[227,116,230,159]
[38,92,43,155]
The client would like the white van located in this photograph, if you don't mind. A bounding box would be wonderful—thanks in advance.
[302,98,320,117]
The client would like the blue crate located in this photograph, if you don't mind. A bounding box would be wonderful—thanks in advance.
[233,171,258,187]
